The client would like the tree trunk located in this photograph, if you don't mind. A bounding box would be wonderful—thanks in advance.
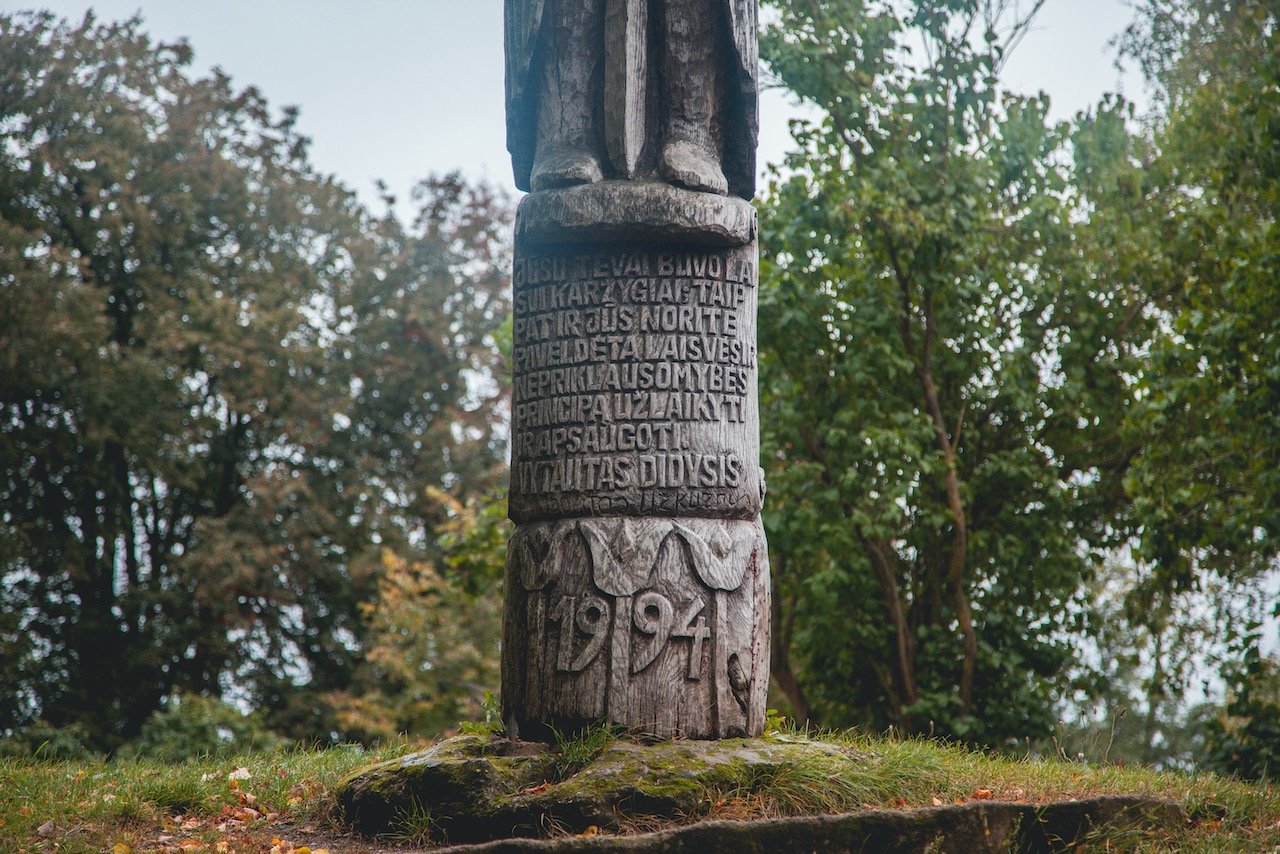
[770,566,816,727]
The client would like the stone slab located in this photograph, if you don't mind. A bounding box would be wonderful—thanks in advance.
[426,796,1185,853]
[335,735,1184,852]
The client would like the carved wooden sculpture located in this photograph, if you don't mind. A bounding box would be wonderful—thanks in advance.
[504,0,758,198]
[502,0,767,740]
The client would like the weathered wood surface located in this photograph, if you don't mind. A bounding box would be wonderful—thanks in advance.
[604,0,646,178]
[516,183,757,248]
[502,516,769,739]
[503,193,768,739]
[504,0,759,198]
[509,238,761,524]
[502,0,765,741]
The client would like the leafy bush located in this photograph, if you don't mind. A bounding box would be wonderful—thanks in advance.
[0,720,101,760]
[1203,652,1280,781]
[127,693,284,762]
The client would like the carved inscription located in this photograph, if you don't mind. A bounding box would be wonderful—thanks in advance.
[502,516,769,739]
[510,245,761,522]
[541,590,711,678]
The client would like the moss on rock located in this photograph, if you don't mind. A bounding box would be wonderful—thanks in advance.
[335,734,882,844]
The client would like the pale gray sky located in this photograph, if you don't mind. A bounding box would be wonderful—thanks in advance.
[3,1,1146,209]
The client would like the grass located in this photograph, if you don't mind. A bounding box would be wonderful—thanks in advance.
[0,741,418,854]
[549,722,618,781]
[704,729,1280,851]
[1,732,1278,852]
[387,794,436,846]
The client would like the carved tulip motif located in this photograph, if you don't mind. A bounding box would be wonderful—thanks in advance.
[578,518,671,596]
[672,520,757,591]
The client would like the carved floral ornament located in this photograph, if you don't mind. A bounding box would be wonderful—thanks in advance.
[509,516,760,595]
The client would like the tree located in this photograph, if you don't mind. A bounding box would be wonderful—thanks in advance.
[0,12,511,750]
[757,0,1153,742]
[327,490,509,742]
[1110,0,1280,770]
[1117,0,1279,590]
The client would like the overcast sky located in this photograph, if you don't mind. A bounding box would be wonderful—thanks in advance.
[3,1,1147,210]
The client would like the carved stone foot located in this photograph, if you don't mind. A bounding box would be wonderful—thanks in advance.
[530,147,604,192]
[660,139,728,195]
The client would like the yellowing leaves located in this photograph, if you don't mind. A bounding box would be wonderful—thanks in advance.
[270,840,331,854]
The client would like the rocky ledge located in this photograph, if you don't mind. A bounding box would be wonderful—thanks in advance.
[334,735,1184,852]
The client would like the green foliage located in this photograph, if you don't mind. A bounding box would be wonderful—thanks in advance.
[1101,0,1280,761]
[763,708,789,735]
[327,492,509,742]
[0,720,100,761]
[128,693,283,762]
[390,795,438,844]
[1052,558,1228,770]
[758,0,1143,744]
[1116,0,1280,588]
[550,722,617,781]
[1203,651,1280,781]
[0,12,511,750]
[459,691,507,737]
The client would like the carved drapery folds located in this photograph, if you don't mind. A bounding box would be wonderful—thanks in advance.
[504,0,759,198]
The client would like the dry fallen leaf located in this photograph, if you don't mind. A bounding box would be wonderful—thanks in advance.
[523,782,551,795]
[576,826,600,837]
[931,796,943,806]
[36,820,56,837]
[974,789,994,800]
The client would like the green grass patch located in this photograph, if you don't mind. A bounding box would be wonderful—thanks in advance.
[726,731,1280,852]
[0,741,417,853]
[1,732,1277,852]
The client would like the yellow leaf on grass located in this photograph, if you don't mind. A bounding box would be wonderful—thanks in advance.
[111,844,131,854]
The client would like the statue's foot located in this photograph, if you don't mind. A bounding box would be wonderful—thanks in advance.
[660,139,728,195]
[530,147,604,192]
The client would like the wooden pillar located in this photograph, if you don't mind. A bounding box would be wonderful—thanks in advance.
[501,185,768,740]
[501,0,766,741]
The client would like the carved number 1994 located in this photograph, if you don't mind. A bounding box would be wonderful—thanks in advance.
[549,592,710,678]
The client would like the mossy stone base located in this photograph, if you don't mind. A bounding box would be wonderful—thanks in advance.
[334,735,1183,851]
[335,734,865,844]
